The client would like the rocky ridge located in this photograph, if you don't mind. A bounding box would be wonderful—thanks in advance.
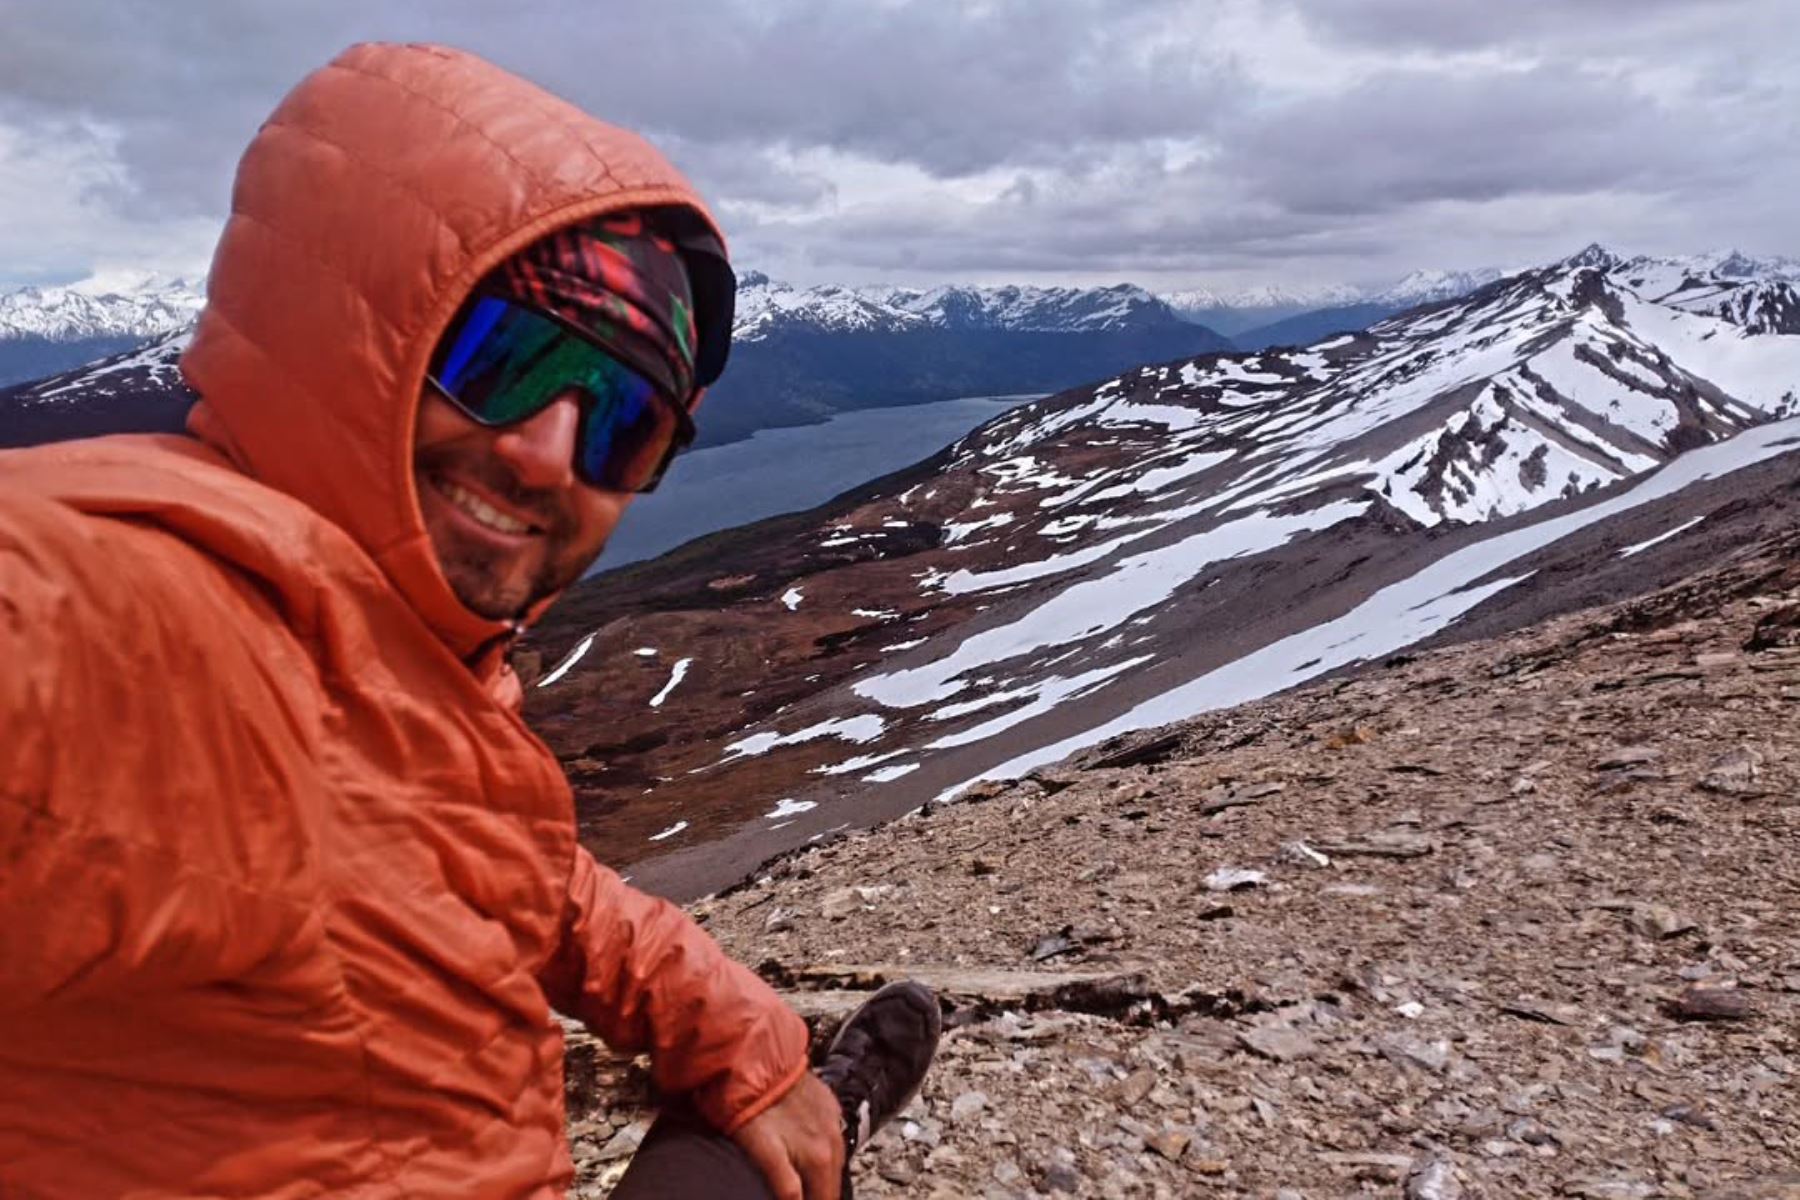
[566,527,1800,1198]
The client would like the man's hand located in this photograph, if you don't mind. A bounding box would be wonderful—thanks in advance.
[730,1072,846,1200]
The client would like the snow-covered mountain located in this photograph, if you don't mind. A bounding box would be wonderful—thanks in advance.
[15,246,1799,464]
[1163,249,1800,350]
[1607,247,1800,336]
[522,243,1800,883]
[1162,267,1506,341]
[1161,281,1363,317]
[0,271,203,386]
[733,275,1191,341]
[990,244,1799,535]
[1369,265,1507,306]
[731,272,922,340]
[0,270,203,341]
[1160,268,1506,317]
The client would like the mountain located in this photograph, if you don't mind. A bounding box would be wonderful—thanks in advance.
[1180,266,1510,350]
[0,271,203,386]
[1161,282,1364,337]
[734,275,1192,340]
[518,244,1800,896]
[1371,265,1509,307]
[1608,247,1800,335]
[737,276,1206,340]
[878,282,1216,334]
[699,277,1234,448]
[732,272,923,339]
[1197,250,1800,353]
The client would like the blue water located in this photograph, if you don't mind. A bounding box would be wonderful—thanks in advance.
[591,394,1038,573]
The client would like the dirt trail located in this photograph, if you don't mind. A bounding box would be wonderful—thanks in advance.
[568,533,1800,1198]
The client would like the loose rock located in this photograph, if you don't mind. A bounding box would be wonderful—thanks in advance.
[1204,866,1267,892]
[1666,985,1757,1022]
[1407,1158,1464,1200]
[1238,1027,1318,1063]
[1699,746,1764,794]
[1594,746,1661,770]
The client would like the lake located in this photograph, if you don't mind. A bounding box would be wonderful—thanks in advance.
[591,394,1041,572]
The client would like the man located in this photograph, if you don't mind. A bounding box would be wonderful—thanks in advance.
[0,42,936,1199]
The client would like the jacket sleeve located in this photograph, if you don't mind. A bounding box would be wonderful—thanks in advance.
[0,489,318,1011]
[538,847,811,1135]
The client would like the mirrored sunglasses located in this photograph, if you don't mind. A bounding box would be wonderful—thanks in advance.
[427,294,695,493]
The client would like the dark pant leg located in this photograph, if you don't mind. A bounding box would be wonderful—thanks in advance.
[606,1107,775,1200]
[606,1106,854,1200]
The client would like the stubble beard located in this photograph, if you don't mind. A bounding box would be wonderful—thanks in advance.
[415,448,592,622]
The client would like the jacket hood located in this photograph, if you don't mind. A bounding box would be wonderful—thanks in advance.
[181,42,728,660]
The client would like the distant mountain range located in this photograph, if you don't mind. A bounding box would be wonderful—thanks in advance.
[0,271,202,386]
[0,261,1507,400]
[8,247,1800,452]
[0,271,1235,447]
[734,274,1184,339]
[1160,266,1509,346]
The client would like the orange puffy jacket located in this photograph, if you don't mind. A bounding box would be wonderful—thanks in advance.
[0,43,807,1198]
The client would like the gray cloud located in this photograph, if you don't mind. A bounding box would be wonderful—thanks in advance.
[1280,0,1769,53]
[654,138,840,214]
[0,0,1240,214]
[0,0,1795,291]
[567,0,1244,177]
[1216,64,1758,217]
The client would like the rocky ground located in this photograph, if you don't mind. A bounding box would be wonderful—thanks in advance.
[565,530,1800,1198]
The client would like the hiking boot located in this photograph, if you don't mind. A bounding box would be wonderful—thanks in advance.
[816,979,942,1153]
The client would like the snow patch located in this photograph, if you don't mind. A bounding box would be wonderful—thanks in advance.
[536,633,597,688]
[923,657,1153,750]
[815,749,908,776]
[1619,515,1706,558]
[648,657,693,708]
[723,714,889,762]
[862,501,1367,708]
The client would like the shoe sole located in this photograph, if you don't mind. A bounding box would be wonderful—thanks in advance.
[822,979,942,1148]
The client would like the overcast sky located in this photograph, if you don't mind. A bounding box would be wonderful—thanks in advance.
[1,0,1794,294]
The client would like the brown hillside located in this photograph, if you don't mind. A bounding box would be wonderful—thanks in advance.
[569,530,1800,1197]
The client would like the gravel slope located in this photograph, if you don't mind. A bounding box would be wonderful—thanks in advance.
[569,529,1800,1198]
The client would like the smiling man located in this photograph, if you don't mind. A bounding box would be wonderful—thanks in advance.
[0,42,935,1200]
[412,212,711,623]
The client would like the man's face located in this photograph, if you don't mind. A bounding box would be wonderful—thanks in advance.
[414,388,631,620]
